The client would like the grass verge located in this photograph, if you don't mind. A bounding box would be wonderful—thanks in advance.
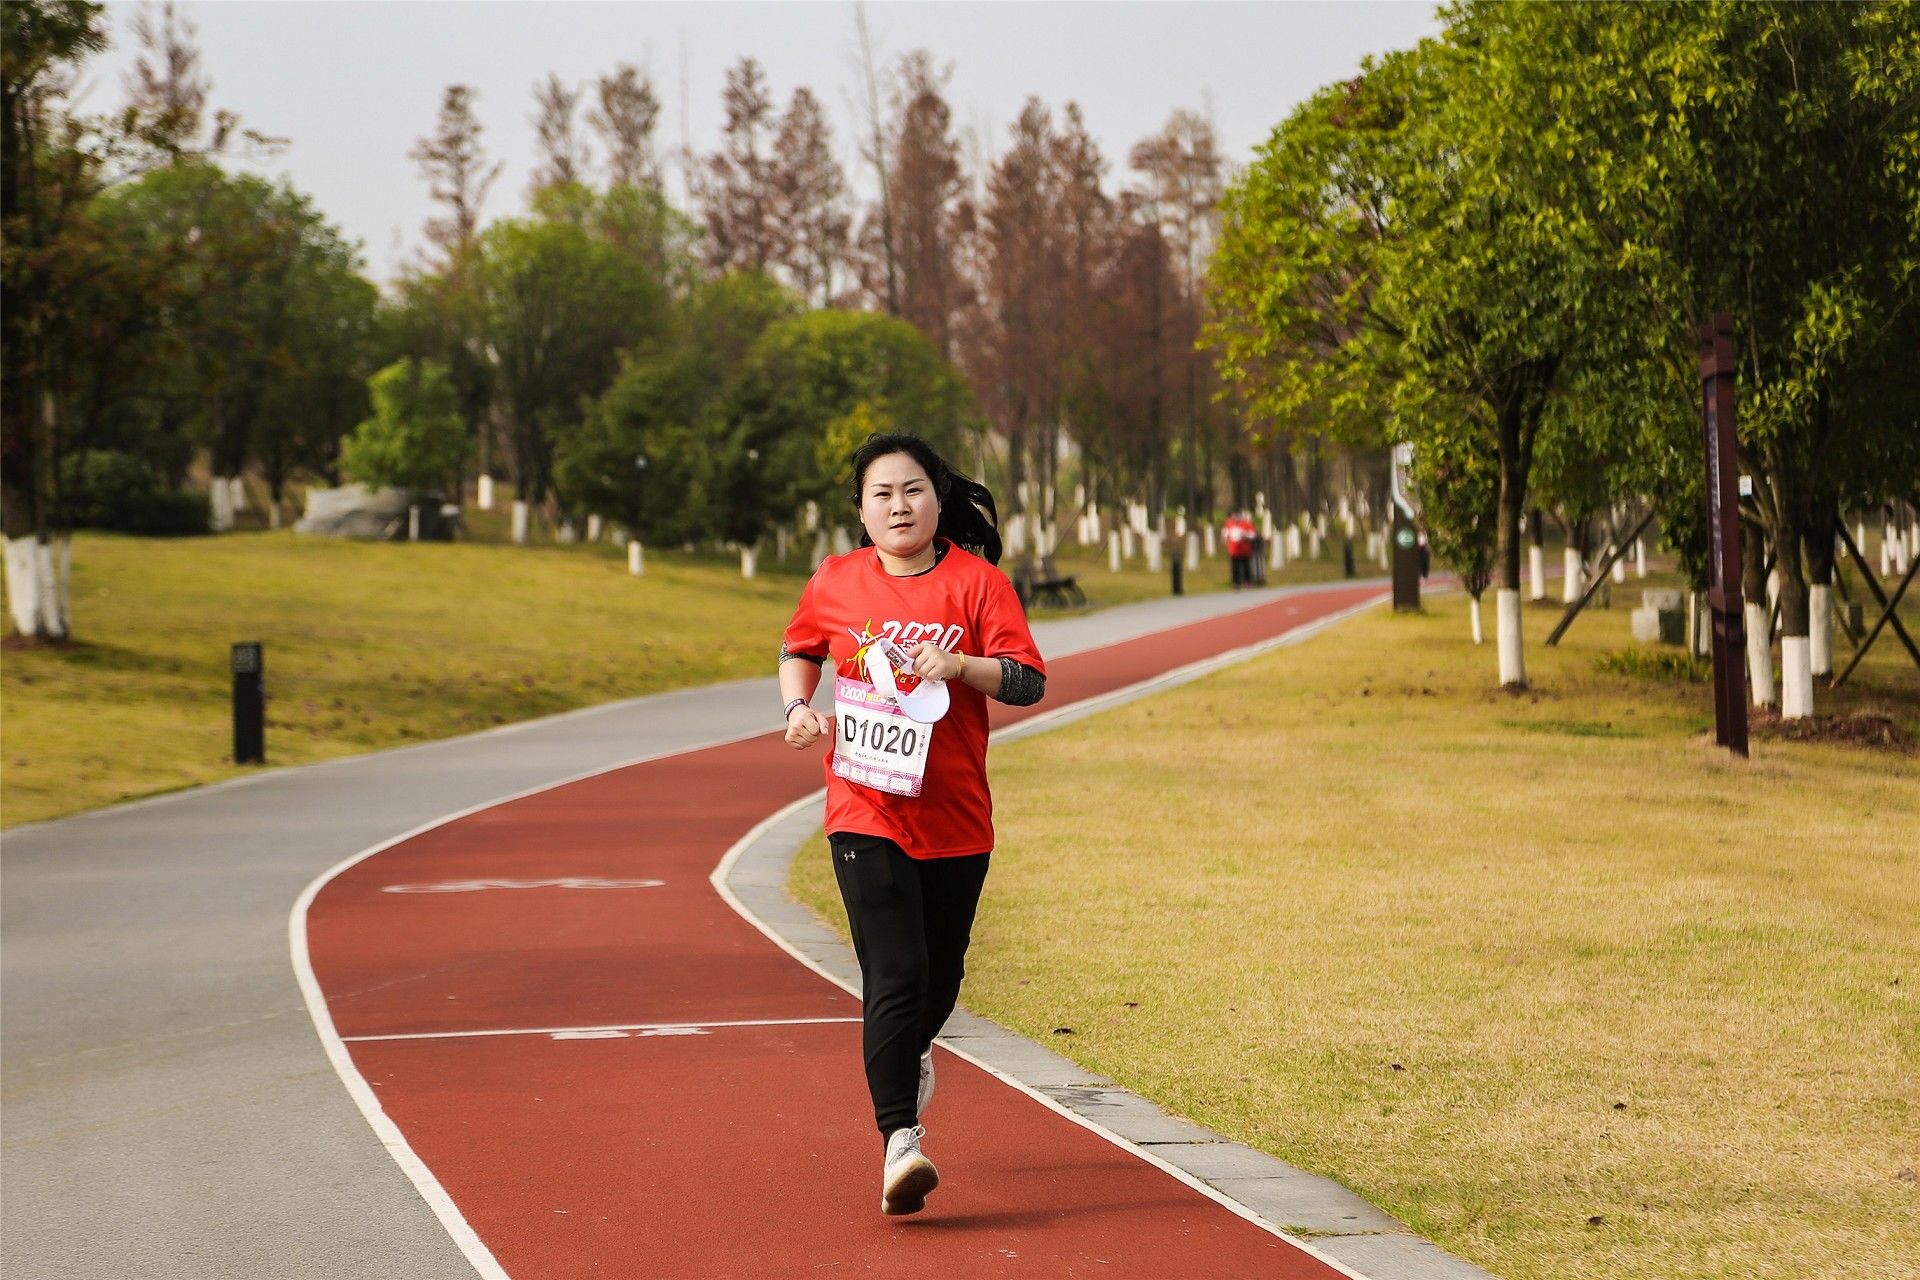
[0,528,1344,828]
[790,574,1920,1280]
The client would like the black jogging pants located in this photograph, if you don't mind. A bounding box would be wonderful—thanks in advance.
[828,832,990,1141]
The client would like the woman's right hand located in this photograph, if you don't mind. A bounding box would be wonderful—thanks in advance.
[785,705,831,750]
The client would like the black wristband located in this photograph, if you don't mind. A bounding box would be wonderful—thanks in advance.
[783,697,808,722]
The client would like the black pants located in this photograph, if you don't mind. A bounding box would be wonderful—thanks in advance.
[828,832,990,1139]
[1230,553,1253,587]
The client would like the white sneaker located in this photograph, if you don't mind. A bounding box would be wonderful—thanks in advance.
[881,1124,939,1216]
[916,1048,935,1118]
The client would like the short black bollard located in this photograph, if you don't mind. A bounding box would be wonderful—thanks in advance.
[1342,537,1356,578]
[232,642,264,765]
[1170,547,1184,596]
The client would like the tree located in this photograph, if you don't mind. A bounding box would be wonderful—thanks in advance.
[529,73,588,200]
[338,358,467,495]
[715,308,978,568]
[1462,0,1920,715]
[481,204,669,527]
[555,272,798,548]
[887,52,969,359]
[700,57,777,274]
[1412,415,1498,642]
[587,63,661,191]
[409,84,500,262]
[771,86,850,308]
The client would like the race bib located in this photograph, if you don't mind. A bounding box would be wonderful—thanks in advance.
[832,675,934,797]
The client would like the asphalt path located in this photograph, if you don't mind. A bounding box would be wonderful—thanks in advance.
[3,579,1393,1279]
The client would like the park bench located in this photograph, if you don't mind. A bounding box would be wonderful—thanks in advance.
[1013,568,1086,609]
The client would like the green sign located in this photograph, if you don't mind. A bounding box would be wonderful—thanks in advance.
[1395,528,1416,549]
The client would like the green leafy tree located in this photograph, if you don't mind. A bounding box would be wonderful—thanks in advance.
[554,272,797,547]
[481,191,670,523]
[338,358,467,494]
[715,307,978,550]
[1460,0,1920,711]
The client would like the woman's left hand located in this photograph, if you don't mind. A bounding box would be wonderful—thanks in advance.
[907,642,966,683]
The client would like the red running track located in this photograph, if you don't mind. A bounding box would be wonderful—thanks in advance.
[304,585,1386,1279]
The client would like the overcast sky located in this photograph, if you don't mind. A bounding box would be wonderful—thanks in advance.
[83,1,1440,285]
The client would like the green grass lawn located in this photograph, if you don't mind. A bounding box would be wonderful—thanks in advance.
[0,525,1349,828]
[791,572,1920,1280]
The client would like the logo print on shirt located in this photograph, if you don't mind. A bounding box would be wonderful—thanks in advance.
[841,618,967,681]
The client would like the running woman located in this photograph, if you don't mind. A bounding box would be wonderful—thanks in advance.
[778,433,1046,1216]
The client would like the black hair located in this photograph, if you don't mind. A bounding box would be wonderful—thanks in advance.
[849,432,1003,566]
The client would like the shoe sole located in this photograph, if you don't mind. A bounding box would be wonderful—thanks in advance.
[881,1156,939,1216]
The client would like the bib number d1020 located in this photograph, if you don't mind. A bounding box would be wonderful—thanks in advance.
[832,675,933,797]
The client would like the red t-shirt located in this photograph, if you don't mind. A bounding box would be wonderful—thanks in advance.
[782,541,1045,859]
[1224,517,1256,557]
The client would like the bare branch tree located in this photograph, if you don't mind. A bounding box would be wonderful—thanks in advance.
[587,63,660,190]
[409,84,502,259]
[529,72,590,198]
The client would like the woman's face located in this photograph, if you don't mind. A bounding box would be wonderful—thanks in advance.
[859,452,939,561]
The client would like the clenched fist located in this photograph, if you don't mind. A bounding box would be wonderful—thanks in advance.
[785,704,831,750]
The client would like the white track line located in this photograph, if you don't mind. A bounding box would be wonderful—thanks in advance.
[289,724,774,1280]
[712,591,1393,1280]
[294,585,1387,1280]
[344,1016,860,1044]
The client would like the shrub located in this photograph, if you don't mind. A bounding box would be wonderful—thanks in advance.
[55,451,211,536]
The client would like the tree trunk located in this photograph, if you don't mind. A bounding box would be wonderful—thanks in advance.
[1741,518,1775,708]
[1495,407,1527,688]
[1527,506,1545,600]
[1805,501,1838,679]
[1774,496,1813,719]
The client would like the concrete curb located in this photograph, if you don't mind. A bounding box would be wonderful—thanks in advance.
[721,592,1497,1280]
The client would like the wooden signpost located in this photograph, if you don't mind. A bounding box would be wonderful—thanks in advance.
[1700,314,1749,757]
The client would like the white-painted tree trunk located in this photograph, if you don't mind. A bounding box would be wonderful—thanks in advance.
[1309,529,1322,559]
[1881,527,1893,577]
[831,526,852,556]
[1562,548,1583,604]
[627,539,645,575]
[1780,636,1813,719]
[477,475,495,510]
[511,500,530,544]
[775,525,789,560]
[1809,584,1832,676]
[1634,539,1646,577]
[1286,527,1302,559]
[268,501,283,530]
[1611,553,1626,584]
[1107,530,1120,572]
[229,475,248,512]
[4,535,72,640]
[1497,589,1524,686]
[1121,526,1135,561]
[811,530,829,568]
[1203,525,1215,558]
[1261,510,1275,542]
[1527,545,1545,600]
[408,505,421,541]
[1766,568,1779,616]
[1909,522,1919,560]
[1897,525,1913,574]
[1146,521,1164,572]
[1185,531,1200,571]
[803,500,819,532]
[1854,521,1866,554]
[1005,514,1026,557]
[1470,593,1484,645]
[210,478,234,532]
[1691,592,1712,659]
[586,514,603,542]
[1745,603,1776,706]
[557,522,576,544]
[740,546,757,579]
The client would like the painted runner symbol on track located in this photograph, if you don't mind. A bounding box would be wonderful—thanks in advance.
[380,877,666,893]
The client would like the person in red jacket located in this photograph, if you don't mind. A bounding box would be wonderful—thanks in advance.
[1223,509,1257,588]
[778,432,1046,1217]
